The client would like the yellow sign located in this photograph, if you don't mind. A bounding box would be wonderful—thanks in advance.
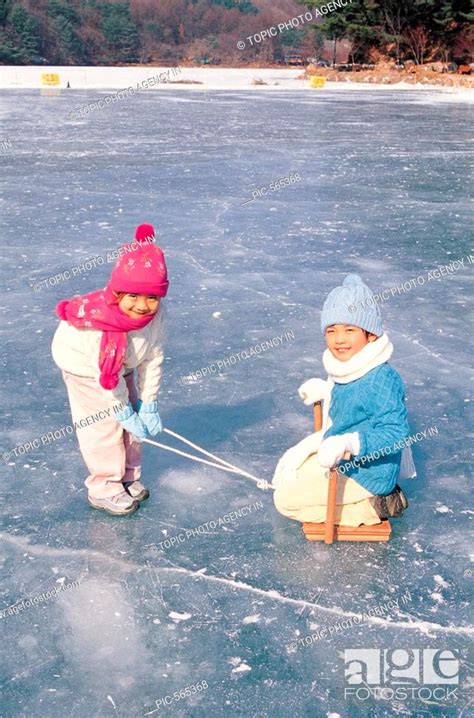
[309,76,326,88]
[41,73,60,86]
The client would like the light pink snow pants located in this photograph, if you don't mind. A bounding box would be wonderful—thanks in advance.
[62,370,141,499]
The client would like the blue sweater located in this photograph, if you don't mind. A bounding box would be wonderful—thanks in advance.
[323,363,409,496]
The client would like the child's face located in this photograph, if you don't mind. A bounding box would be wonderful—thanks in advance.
[325,324,377,361]
[116,293,160,319]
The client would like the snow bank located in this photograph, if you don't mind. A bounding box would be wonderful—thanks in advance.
[0,65,473,101]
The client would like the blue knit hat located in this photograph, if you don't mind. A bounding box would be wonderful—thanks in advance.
[320,274,383,336]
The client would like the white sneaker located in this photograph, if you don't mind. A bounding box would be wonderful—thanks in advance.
[88,491,139,515]
[124,480,150,501]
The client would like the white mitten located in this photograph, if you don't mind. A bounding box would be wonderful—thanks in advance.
[317,432,360,469]
[272,431,323,488]
[298,378,330,406]
[272,455,297,489]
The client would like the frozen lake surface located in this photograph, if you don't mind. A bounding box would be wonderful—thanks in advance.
[1,88,473,718]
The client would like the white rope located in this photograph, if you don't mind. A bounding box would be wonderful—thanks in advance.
[161,428,272,490]
[142,432,273,491]
[142,439,244,474]
[163,428,261,483]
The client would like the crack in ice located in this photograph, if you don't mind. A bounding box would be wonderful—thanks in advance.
[2,533,472,637]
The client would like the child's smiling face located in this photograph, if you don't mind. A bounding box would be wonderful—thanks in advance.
[115,292,160,319]
[325,324,377,361]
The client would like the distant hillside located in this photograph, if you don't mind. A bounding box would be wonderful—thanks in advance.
[0,0,472,66]
[0,0,319,65]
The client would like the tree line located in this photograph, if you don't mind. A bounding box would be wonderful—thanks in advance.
[303,0,473,65]
[0,0,472,66]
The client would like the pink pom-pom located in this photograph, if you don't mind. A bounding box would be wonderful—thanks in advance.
[56,300,69,320]
[134,223,155,244]
[99,374,118,390]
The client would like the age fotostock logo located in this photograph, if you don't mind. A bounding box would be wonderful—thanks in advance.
[343,648,459,702]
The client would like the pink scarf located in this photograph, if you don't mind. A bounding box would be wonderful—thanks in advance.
[56,286,156,390]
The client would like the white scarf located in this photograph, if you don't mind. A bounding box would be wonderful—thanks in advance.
[323,332,393,384]
[320,333,393,432]
[321,333,415,478]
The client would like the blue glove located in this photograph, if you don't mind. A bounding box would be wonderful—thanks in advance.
[115,402,149,440]
[137,400,163,436]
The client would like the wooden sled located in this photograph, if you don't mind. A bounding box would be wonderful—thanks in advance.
[302,402,391,544]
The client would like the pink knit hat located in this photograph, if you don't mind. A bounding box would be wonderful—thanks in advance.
[108,223,169,297]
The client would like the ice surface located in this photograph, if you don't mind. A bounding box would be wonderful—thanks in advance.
[1,88,473,718]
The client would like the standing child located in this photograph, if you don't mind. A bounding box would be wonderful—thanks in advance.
[273,274,410,526]
[51,223,168,516]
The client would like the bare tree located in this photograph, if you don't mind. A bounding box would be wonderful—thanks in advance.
[404,25,431,65]
[380,0,408,64]
[454,25,474,63]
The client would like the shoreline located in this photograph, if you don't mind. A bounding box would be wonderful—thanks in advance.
[1,65,472,99]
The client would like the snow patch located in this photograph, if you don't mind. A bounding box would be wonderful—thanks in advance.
[168,611,192,622]
[242,614,260,625]
[232,662,252,674]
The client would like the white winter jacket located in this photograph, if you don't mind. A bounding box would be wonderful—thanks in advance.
[51,306,165,406]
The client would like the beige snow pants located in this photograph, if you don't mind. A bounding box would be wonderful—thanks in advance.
[273,452,381,526]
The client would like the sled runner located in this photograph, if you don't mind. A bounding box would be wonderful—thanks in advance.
[302,402,391,544]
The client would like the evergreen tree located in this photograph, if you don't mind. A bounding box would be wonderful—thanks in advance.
[99,1,139,63]
[280,27,303,48]
[48,0,88,63]
[0,0,470,66]
[301,0,474,63]
[8,5,42,61]
[430,0,474,59]
[311,9,350,65]
[0,35,23,63]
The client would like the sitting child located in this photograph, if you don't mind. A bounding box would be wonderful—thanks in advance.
[273,274,410,527]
